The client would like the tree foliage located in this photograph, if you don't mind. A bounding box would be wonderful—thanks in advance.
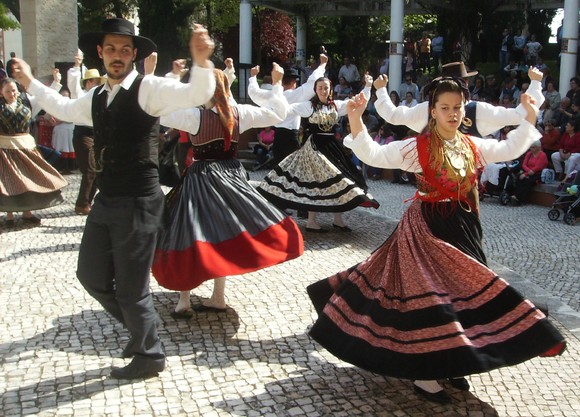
[0,3,20,31]
[255,9,295,66]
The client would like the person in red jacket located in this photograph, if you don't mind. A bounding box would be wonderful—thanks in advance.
[551,116,580,181]
[512,140,549,204]
[540,119,561,168]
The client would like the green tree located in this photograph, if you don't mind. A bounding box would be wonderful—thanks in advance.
[0,3,20,31]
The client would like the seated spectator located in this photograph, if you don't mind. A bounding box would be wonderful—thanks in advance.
[540,119,561,168]
[401,91,418,108]
[334,76,353,100]
[362,110,380,136]
[399,74,419,100]
[499,77,520,103]
[253,126,275,168]
[566,76,579,102]
[552,117,580,181]
[543,80,561,123]
[512,140,548,204]
[366,124,395,180]
[553,96,572,133]
[389,91,401,107]
[501,94,515,109]
[482,74,500,104]
[469,76,485,101]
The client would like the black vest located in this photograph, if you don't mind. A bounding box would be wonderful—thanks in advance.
[91,76,160,196]
[459,101,479,137]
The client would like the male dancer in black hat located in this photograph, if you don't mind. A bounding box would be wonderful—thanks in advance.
[374,62,545,137]
[11,18,216,379]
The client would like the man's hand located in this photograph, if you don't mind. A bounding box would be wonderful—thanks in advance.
[374,74,388,90]
[250,65,260,78]
[53,68,61,84]
[364,72,373,88]
[171,59,187,75]
[519,93,538,126]
[224,58,234,69]
[73,51,83,68]
[528,66,543,82]
[319,54,328,66]
[190,24,214,68]
[143,52,158,76]
[11,58,35,89]
[271,63,284,85]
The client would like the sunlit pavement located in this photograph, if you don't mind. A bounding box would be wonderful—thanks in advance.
[0,171,578,417]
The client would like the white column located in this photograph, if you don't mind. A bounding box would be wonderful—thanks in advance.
[20,0,77,83]
[239,0,253,101]
[296,15,307,83]
[388,0,404,94]
[558,0,579,98]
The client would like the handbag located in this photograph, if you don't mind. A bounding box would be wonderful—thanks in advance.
[158,135,181,187]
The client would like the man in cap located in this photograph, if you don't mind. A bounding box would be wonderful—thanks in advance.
[373,61,545,138]
[67,50,104,215]
[11,17,216,379]
[248,54,328,166]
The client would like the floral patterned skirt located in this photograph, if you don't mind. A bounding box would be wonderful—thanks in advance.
[257,134,379,212]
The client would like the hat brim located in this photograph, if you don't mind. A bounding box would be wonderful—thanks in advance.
[79,32,157,62]
[465,70,478,77]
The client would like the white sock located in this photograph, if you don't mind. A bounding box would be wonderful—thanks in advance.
[414,380,443,393]
[175,291,191,312]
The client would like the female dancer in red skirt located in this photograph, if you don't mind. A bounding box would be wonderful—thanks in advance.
[307,79,566,404]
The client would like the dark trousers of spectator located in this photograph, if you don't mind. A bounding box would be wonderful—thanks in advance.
[514,173,541,203]
[272,128,300,166]
[73,126,97,209]
[76,190,166,361]
[419,52,431,72]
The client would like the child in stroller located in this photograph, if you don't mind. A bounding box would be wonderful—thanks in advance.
[479,160,521,205]
[548,172,580,225]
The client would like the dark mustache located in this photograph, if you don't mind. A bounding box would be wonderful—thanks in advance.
[110,60,124,66]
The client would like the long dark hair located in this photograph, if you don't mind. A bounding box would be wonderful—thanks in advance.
[311,77,335,109]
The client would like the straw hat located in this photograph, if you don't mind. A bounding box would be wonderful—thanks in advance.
[81,69,102,81]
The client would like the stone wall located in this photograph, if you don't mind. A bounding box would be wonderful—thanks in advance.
[20,0,77,82]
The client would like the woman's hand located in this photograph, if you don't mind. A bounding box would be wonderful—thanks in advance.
[347,92,368,137]
[519,93,538,126]
[190,24,214,68]
[373,74,388,90]
[143,52,158,76]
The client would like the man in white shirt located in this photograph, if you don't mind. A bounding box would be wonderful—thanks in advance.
[248,54,328,165]
[11,17,216,380]
[376,62,545,138]
[338,56,360,87]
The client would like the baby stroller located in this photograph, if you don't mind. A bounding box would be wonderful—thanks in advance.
[479,160,520,205]
[547,174,580,225]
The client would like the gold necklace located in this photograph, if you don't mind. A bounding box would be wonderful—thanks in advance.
[440,132,467,177]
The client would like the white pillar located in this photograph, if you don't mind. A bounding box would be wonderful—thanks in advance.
[296,15,307,83]
[558,0,579,98]
[20,0,77,83]
[239,0,253,101]
[389,0,404,94]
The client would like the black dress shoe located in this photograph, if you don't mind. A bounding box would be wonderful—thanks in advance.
[413,384,451,404]
[305,227,328,233]
[332,224,352,232]
[110,355,165,379]
[448,377,470,391]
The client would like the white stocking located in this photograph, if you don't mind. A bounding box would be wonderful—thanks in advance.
[306,212,320,229]
[203,277,227,309]
[333,212,345,227]
[414,380,444,393]
[175,291,191,312]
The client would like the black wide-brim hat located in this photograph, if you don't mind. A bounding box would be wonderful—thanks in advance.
[441,62,478,78]
[78,18,157,62]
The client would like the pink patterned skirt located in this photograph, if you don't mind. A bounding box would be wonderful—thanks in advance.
[307,200,565,379]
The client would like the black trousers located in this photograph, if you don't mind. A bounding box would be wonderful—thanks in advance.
[73,126,97,208]
[272,128,299,165]
[76,189,166,359]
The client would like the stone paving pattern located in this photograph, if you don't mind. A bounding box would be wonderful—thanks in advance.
[0,171,579,417]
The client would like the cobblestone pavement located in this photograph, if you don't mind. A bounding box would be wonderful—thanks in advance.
[1,172,578,417]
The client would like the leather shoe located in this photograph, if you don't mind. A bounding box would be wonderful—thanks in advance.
[413,384,451,404]
[448,377,470,391]
[75,205,91,215]
[110,355,165,379]
[332,224,352,232]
